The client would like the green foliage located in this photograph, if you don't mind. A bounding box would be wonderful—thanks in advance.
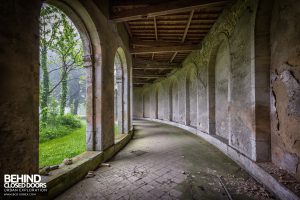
[39,121,86,167]
[39,3,84,121]
[58,114,81,128]
[39,114,81,143]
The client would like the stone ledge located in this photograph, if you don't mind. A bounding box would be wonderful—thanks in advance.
[39,131,133,200]
[138,118,300,200]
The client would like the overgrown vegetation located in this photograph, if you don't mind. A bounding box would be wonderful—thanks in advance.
[39,121,86,167]
[39,4,86,167]
[39,114,81,143]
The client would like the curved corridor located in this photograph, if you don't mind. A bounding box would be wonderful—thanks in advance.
[57,120,274,200]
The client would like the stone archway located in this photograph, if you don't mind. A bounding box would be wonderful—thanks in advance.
[114,47,129,135]
[43,0,103,151]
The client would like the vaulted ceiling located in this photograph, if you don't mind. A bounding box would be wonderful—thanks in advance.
[110,0,231,87]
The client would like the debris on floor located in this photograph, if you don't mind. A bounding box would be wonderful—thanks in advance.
[259,162,300,196]
[86,171,95,178]
[218,176,233,200]
[101,163,111,167]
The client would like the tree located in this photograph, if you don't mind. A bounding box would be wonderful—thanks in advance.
[40,4,62,124]
[49,14,83,116]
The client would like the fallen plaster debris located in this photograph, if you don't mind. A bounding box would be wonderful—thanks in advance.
[101,163,111,167]
[86,171,95,178]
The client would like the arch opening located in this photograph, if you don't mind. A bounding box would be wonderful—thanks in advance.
[39,3,88,167]
[114,47,129,140]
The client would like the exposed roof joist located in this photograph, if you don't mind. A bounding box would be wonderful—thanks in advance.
[133,58,179,69]
[133,74,166,78]
[133,80,154,84]
[130,44,201,54]
[111,0,228,22]
[131,39,194,47]
[170,9,194,63]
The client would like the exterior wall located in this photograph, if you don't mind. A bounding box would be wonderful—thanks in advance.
[0,0,132,179]
[270,0,300,179]
[132,0,298,180]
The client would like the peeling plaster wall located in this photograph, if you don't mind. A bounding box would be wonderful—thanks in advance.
[270,0,300,180]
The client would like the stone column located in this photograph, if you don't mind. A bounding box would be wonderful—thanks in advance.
[0,0,41,178]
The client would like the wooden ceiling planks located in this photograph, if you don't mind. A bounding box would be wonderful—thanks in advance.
[110,0,230,86]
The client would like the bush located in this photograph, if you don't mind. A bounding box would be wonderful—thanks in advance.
[40,125,71,142]
[57,114,81,129]
[39,114,82,143]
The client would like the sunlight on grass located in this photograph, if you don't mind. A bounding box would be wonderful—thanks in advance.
[39,121,86,167]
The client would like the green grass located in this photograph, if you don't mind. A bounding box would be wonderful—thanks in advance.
[39,121,86,167]
[114,123,119,137]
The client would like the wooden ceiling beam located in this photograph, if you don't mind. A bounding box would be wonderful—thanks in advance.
[154,16,158,41]
[111,0,228,22]
[133,74,166,78]
[124,22,133,38]
[111,0,155,7]
[170,52,178,63]
[130,44,200,54]
[128,19,218,24]
[133,58,179,69]
[182,10,194,42]
[170,10,194,63]
[133,80,154,84]
[131,39,194,47]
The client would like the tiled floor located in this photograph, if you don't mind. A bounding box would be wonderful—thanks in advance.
[57,120,275,200]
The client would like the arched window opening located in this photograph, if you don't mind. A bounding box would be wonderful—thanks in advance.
[114,52,124,139]
[114,48,129,140]
[39,3,87,167]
